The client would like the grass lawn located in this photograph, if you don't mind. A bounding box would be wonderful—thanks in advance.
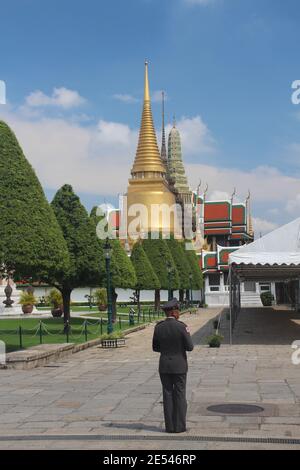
[0,315,150,353]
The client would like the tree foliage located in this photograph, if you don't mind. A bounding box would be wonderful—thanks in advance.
[165,238,191,290]
[131,242,160,290]
[52,186,104,288]
[142,237,179,290]
[0,121,69,281]
[89,207,136,290]
[51,186,105,323]
[184,242,203,289]
[110,239,137,289]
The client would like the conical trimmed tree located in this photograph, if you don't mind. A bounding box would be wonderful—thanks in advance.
[110,239,137,320]
[90,207,136,321]
[131,241,160,313]
[0,121,69,281]
[51,186,105,325]
[166,237,191,303]
[142,236,179,310]
[185,243,203,300]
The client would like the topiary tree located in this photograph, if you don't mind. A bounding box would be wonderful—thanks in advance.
[51,185,105,326]
[130,241,160,314]
[184,242,203,301]
[0,121,69,282]
[110,239,137,321]
[90,207,136,321]
[166,237,191,303]
[142,236,179,310]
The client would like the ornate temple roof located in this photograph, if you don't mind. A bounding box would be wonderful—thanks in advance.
[131,61,166,176]
[167,122,191,195]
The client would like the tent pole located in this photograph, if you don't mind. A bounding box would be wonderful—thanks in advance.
[229,265,233,346]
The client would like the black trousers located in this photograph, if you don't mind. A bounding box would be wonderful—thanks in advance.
[159,373,187,433]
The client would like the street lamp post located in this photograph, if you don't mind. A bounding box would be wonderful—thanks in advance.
[104,238,113,334]
[189,272,193,307]
[167,262,172,301]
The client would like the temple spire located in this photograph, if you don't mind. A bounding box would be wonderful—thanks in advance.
[161,91,168,166]
[144,60,150,101]
[131,61,166,176]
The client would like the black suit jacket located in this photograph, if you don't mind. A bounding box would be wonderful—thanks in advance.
[152,318,194,374]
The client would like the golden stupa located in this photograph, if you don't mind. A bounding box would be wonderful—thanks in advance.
[126,62,177,238]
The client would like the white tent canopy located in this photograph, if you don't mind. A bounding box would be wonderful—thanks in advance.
[229,217,300,281]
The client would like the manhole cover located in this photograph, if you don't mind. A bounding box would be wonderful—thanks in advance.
[207,404,264,415]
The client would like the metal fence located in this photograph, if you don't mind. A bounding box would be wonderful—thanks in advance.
[0,308,167,352]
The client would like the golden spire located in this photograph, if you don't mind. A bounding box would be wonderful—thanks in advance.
[131,61,166,176]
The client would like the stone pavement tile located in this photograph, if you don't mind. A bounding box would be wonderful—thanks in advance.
[260,424,300,437]
[0,413,37,424]
[19,421,66,429]
[188,416,224,423]
[261,397,295,404]
[263,417,300,424]
[225,416,262,425]
[276,404,300,416]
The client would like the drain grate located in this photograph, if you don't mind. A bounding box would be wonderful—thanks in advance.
[0,434,299,445]
[207,404,264,415]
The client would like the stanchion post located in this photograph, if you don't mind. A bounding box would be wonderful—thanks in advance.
[19,326,23,349]
[84,321,88,342]
[39,321,42,344]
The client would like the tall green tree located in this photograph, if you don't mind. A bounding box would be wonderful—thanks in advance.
[166,238,191,303]
[185,242,203,300]
[142,236,179,310]
[0,121,69,281]
[51,186,104,325]
[90,207,136,320]
[110,239,136,320]
[131,241,160,313]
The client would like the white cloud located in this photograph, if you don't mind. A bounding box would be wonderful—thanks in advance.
[252,218,279,236]
[152,90,168,103]
[0,102,300,233]
[208,190,230,200]
[286,194,300,214]
[186,164,300,205]
[25,87,86,109]
[113,94,138,104]
[165,115,216,156]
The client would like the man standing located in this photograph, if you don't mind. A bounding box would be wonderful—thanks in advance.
[152,298,194,433]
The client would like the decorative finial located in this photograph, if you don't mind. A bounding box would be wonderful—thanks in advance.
[143,60,150,102]
[197,180,202,197]
[231,187,237,200]
[173,114,176,127]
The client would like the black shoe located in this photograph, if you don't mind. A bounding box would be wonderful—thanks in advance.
[165,429,175,433]
[173,429,187,433]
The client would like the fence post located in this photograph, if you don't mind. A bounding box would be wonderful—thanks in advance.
[100,318,103,335]
[66,322,69,343]
[39,321,42,345]
[84,321,88,342]
[119,316,122,330]
[19,326,23,349]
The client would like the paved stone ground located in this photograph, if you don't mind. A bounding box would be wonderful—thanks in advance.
[1,307,300,450]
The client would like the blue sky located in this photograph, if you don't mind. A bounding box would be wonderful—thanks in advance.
[1,0,300,234]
